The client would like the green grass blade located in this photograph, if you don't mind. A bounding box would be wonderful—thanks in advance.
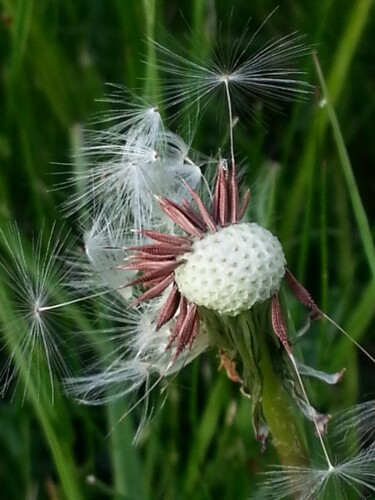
[281,0,373,250]
[0,289,84,500]
[313,54,375,279]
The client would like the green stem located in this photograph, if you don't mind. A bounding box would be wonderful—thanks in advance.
[250,306,308,467]
[257,331,308,467]
[202,305,308,467]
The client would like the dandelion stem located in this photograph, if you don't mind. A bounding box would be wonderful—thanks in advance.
[256,322,309,467]
[204,305,309,468]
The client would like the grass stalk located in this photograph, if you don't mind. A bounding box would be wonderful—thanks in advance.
[313,53,375,279]
[0,289,84,500]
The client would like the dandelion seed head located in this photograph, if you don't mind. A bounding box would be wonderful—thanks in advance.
[10,19,370,493]
[174,223,286,316]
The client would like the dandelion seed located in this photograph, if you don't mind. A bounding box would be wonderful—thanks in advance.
[155,29,311,111]
[256,441,375,499]
[154,15,312,163]
[65,297,209,413]
[63,88,202,231]
[0,224,73,402]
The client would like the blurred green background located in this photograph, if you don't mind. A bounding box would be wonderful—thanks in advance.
[0,0,374,498]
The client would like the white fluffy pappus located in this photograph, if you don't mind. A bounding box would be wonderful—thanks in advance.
[256,448,375,499]
[152,12,312,169]
[82,211,135,300]
[153,19,312,119]
[332,400,375,451]
[64,295,210,409]
[0,224,74,402]
[63,88,202,232]
[255,400,375,499]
